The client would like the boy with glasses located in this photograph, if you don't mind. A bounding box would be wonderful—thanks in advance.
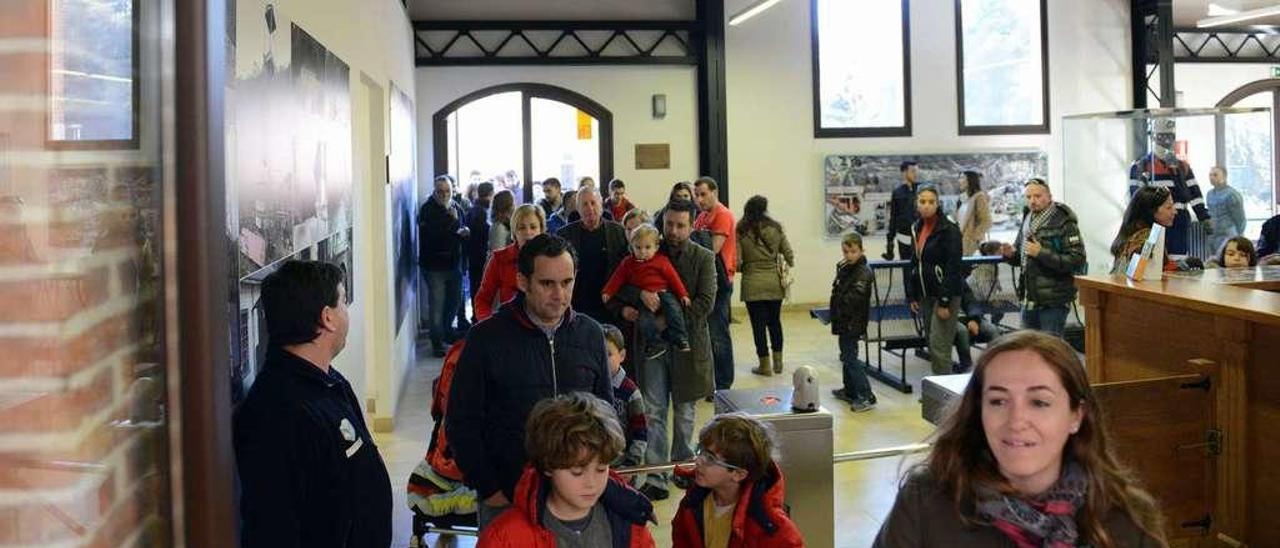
[670,414,803,547]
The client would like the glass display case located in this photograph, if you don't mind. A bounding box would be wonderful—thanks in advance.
[1062,107,1274,275]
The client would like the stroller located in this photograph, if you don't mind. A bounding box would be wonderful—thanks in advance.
[407,341,479,546]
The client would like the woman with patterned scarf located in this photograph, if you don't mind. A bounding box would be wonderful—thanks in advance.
[875,331,1168,547]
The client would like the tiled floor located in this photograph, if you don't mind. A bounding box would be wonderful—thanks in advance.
[374,309,948,547]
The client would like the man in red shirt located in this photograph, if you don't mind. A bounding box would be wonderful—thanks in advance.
[693,176,737,392]
[603,178,636,222]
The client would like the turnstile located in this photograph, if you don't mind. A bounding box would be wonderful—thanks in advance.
[714,387,834,548]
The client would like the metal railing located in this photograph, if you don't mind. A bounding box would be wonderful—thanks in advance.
[415,443,933,540]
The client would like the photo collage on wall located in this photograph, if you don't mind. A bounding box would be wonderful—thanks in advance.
[225,0,354,401]
[822,152,1048,242]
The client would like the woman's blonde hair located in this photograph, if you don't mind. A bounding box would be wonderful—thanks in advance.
[917,330,1167,548]
[622,208,651,228]
[628,223,660,248]
[511,203,547,233]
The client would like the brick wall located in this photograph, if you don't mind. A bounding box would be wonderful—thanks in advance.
[0,1,171,546]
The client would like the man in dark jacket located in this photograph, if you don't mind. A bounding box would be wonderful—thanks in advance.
[464,181,494,320]
[905,187,965,376]
[537,177,562,218]
[1258,214,1280,258]
[618,199,717,502]
[1002,178,1086,338]
[884,161,920,261]
[233,261,391,548]
[420,175,469,356]
[446,234,614,530]
[830,233,877,412]
[557,188,629,324]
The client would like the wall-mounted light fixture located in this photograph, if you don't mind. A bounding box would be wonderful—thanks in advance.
[729,0,785,26]
[652,94,667,119]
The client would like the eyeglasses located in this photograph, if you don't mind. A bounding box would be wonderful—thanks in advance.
[694,448,743,472]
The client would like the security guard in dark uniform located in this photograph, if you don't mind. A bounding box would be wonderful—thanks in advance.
[234,261,391,547]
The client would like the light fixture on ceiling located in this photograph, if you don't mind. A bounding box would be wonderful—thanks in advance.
[1197,4,1280,28]
[729,0,785,26]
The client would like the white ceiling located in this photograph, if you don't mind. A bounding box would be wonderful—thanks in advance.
[407,0,696,21]
[1174,0,1280,27]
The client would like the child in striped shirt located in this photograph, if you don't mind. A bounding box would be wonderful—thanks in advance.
[602,324,648,467]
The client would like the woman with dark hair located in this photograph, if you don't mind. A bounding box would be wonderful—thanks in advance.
[736,195,795,376]
[654,181,696,234]
[957,171,992,256]
[906,186,964,376]
[1110,186,1175,275]
[488,189,515,252]
[1216,235,1258,268]
[876,330,1168,547]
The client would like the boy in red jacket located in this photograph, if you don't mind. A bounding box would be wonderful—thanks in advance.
[602,224,692,354]
[672,414,804,548]
[480,392,656,547]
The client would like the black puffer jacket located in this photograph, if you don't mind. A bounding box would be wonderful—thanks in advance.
[1010,203,1086,308]
[445,293,613,501]
[906,215,964,306]
[418,198,466,272]
[830,256,874,337]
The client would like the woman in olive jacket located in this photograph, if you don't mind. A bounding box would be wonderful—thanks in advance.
[736,195,795,377]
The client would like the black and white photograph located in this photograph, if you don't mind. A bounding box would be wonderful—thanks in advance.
[230,20,352,279]
[823,151,1047,240]
[389,83,418,331]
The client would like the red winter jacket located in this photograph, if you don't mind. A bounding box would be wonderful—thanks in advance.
[671,462,805,548]
[479,465,657,548]
[474,243,519,321]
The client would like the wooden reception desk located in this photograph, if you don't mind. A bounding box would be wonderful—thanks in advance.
[1076,267,1280,546]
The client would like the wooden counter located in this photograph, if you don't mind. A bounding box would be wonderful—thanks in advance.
[1076,267,1280,546]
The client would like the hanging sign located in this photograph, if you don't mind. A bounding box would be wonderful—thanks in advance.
[577,110,593,140]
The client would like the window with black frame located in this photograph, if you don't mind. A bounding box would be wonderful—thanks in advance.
[955,0,1049,135]
[811,0,912,138]
[48,0,139,148]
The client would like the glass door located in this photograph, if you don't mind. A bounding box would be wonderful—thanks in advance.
[530,97,600,198]
[445,91,525,202]
[435,84,612,204]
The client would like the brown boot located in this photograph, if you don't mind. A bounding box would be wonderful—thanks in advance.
[772,351,783,374]
[751,355,773,376]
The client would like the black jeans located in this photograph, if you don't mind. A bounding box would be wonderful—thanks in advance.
[638,291,688,346]
[744,300,783,357]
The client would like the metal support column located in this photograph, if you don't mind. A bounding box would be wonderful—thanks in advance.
[696,0,729,204]
[1132,0,1177,109]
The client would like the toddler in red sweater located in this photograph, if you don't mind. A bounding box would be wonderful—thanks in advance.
[602,224,691,353]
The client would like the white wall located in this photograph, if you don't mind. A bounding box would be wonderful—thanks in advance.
[240,0,417,426]
[413,0,1133,304]
[1176,63,1274,108]
[724,0,1131,303]
[415,66,700,211]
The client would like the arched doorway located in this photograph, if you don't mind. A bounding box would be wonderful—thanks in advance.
[1216,79,1279,236]
[432,83,614,203]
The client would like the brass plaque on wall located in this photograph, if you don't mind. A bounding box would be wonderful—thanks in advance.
[635,144,670,169]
